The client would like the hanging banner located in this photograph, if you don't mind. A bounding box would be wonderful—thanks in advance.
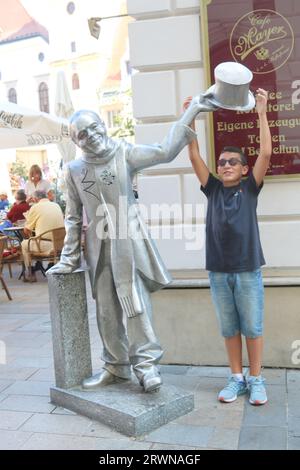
[201,0,300,178]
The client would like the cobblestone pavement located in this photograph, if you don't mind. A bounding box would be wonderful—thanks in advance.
[0,268,299,450]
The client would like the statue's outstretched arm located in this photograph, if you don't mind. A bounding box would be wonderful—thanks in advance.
[48,166,83,274]
[127,94,218,173]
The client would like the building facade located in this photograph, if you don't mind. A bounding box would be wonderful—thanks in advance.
[127,0,300,272]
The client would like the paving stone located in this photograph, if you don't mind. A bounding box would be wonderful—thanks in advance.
[21,433,151,450]
[6,346,53,358]
[186,366,230,378]
[51,406,77,416]
[0,430,33,450]
[27,368,55,382]
[239,425,287,450]
[83,420,130,440]
[159,365,190,375]
[16,318,52,332]
[0,380,13,393]
[151,443,199,450]
[0,395,56,413]
[287,370,300,385]
[162,374,206,391]
[288,416,300,437]
[3,332,52,348]
[3,380,51,397]
[0,367,38,381]
[262,368,286,385]
[20,412,93,435]
[242,385,287,427]
[145,423,214,447]
[288,436,300,450]
[286,393,300,416]
[175,407,243,429]
[3,331,44,343]
[11,357,53,369]
[208,427,240,450]
[0,410,32,431]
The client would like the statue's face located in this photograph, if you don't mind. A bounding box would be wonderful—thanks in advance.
[71,113,109,155]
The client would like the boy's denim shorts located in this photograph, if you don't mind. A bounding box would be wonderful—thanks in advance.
[208,269,264,338]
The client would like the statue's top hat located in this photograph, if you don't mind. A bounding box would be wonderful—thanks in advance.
[204,62,255,111]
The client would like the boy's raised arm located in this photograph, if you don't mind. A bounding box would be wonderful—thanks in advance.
[183,97,210,187]
[252,88,272,186]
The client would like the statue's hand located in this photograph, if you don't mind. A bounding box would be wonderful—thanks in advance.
[47,262,75,275]
[194,93,219,113]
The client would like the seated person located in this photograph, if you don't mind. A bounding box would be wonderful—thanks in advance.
[21,190,64,282]
[47,189,56,202]
[7,190,30,224]
[0,191,9,211]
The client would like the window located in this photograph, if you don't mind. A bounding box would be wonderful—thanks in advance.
[71,41,76,53]
[8,88,17,104]
[106,109,120,129]
[67,2,75,14]
[38,82,49,113]
[72,73,80,90]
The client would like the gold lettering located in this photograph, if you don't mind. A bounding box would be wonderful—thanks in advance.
[217,121,254,133]
[233,11,288,62]
[273,145,299,154]
[272,134,286,143]
[247,147,259,156]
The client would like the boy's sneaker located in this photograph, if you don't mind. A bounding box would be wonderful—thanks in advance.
[218,375,247,403]
[247,375,267,405]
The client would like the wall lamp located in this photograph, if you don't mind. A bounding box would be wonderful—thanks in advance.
[88,14,129,39]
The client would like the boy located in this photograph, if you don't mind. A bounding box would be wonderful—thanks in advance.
[183,89,272,405]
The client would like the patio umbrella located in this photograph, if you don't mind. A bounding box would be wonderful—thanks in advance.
[0,100,70,150]
[54,70,76,165]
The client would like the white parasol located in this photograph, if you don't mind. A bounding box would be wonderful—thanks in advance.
[54,70,76,164]
[0,100,70,150]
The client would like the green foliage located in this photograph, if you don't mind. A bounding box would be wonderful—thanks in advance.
[10,159,28,181]
[110,114,135,138]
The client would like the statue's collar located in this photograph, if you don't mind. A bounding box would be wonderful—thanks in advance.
[81,140,119,165]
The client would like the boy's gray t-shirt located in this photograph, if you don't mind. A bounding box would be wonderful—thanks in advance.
[201,172,265,273]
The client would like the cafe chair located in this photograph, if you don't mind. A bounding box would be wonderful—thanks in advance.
[27,227,66,277]
[0,236,13,300]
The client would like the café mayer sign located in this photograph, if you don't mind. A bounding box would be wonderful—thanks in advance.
[200,0,300,178]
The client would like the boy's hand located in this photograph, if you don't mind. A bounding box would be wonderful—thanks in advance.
[256,88,268,115]
[183,96,193,112]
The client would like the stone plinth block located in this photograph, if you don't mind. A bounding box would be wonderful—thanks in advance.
[50,382,194,437]
[47,271,92,389]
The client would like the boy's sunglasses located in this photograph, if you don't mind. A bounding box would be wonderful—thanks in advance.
[218,158,243,167]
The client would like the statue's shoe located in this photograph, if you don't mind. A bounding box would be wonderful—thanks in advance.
[82,370,130,389]
[141,371,162,393]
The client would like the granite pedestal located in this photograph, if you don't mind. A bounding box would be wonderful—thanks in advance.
[47,271,194,436]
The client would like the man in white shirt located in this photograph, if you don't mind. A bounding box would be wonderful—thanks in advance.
[22,190,64,281]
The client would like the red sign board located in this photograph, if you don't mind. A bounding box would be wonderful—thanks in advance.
[201,0,300,177]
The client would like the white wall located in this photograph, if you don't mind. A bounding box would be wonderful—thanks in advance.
[127,0,300,270]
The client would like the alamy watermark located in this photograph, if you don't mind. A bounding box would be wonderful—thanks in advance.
[291,80,300,105]
[0,340,6,365]
[291,340,300,366]
[89,198,206,251]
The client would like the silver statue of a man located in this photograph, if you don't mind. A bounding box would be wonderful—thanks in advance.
[49,95,215,392]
